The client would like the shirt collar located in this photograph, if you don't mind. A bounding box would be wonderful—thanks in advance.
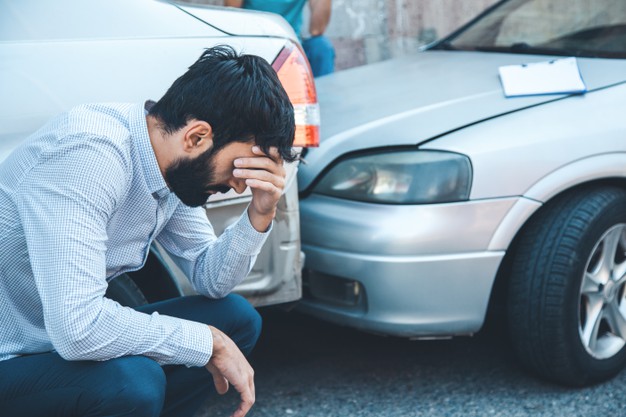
[129,102,170,199]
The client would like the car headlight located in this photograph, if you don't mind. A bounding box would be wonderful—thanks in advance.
[312,150,472,204]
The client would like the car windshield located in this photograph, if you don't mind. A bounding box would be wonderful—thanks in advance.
[435,0,626,59]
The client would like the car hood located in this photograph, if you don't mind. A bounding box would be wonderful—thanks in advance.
[298,50,626,191]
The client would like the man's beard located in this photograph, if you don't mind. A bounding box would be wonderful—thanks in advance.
[165,146,231,207]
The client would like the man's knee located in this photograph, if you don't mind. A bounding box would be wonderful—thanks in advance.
[222,294,262,356]
[93,356,166,416]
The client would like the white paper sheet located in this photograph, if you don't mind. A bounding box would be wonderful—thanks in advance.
[498,57,587,97]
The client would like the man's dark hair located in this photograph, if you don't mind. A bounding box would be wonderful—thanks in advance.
[149,45,297,162]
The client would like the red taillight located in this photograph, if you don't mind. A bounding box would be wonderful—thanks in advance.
[272,41,320,147]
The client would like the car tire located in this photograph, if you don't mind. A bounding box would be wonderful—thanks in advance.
[508,186,626,386]
[105,273,149,308]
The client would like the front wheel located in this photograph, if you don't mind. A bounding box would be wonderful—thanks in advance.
[508,186,626,386]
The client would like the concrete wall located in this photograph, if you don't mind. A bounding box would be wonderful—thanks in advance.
[320,0,499,70]
[183,0,500,70]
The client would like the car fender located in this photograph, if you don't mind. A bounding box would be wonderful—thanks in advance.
[488,153,626,251]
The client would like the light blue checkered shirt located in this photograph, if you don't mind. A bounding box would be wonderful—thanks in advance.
[0,103,269,367]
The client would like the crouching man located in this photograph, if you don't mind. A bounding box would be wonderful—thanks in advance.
[0,45,296,417]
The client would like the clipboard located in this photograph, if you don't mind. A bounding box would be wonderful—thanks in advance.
[498,57,587,97]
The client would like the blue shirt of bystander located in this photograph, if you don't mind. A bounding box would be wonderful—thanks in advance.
[243,0,307,37]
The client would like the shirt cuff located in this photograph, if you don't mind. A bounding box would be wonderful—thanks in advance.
[169,317,214,367]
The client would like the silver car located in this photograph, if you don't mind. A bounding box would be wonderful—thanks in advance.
[297,0,626,385]
[0,0,319,307]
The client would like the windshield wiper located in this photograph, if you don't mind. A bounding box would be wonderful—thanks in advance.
[431,40,459,51]
[473,43,591,57]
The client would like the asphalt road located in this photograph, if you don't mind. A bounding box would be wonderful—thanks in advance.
[198,307,626,417]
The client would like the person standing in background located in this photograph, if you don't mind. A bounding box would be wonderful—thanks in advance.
[225,0,335,77]
[0,46,295,417]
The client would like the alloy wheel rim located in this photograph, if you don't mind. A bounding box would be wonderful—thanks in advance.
[578,224,626,359]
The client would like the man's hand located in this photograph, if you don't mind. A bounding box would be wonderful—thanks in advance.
[206,326,255,417]
[233,146,286,232]
[223,0,243,7]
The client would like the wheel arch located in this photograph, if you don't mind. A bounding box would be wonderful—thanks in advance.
[483,154,626,330]
[489,153,626,252]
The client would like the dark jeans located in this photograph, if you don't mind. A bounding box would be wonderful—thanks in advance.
[302,35,335,77]
[0,294,262,417]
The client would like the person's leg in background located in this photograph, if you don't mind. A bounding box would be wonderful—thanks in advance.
[0,353,166,417]
[302,35,335,77]
[136,294,262,417]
